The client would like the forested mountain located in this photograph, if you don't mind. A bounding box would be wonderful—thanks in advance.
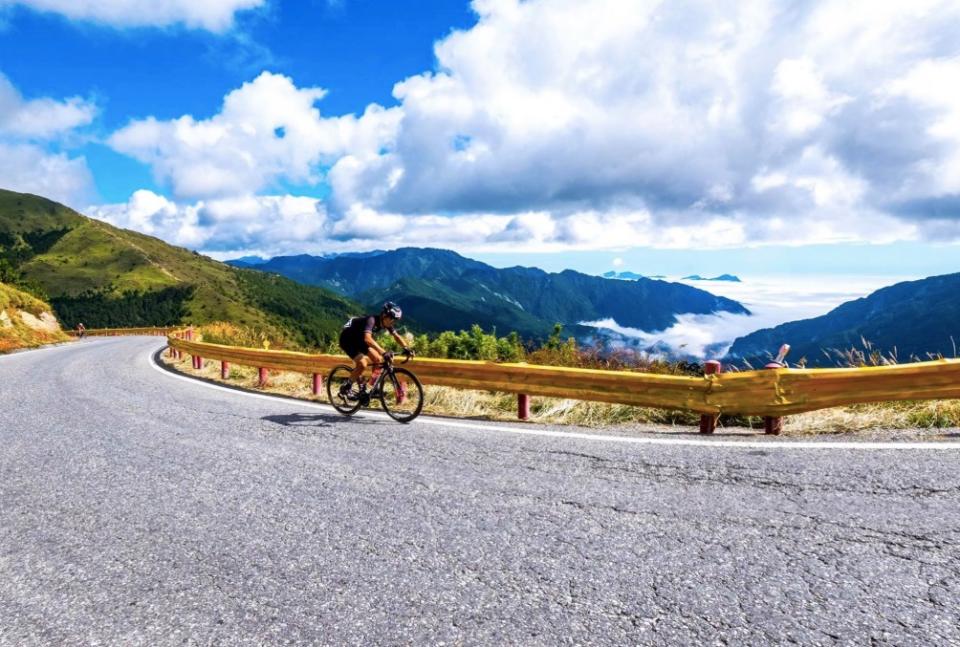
[0,189,359,347]
[726,273,960,366]
[234,248,750,341]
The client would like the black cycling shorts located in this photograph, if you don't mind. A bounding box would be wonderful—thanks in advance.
[339,331,370,359]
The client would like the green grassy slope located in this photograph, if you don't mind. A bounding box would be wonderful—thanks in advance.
[0,189,360,347]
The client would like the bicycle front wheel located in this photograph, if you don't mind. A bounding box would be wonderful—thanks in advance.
[379,367,424,423]
[327,364,362,416]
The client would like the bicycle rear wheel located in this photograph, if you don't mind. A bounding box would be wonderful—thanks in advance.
[379,367,424,423]
[327,364,362,416]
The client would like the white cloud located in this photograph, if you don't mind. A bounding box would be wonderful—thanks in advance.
[0,142,94,206]
[109,72,401,200]
[101,0,960,254]
[87,190,330,255]
[0,0,264,32]
[0,73,96,139]
[0,73,96,207]
[328,0,960,243]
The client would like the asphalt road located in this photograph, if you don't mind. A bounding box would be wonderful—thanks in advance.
[2,337,959,645]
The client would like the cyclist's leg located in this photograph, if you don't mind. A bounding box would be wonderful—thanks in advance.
[349,353,368,382]
[365,347,383,374]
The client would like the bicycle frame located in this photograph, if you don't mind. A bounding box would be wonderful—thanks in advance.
[366,356,409,404]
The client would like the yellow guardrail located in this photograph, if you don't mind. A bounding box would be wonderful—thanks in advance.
[165,332,960,419]
[70,327,178,337]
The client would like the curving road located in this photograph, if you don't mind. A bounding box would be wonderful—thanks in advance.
[2,337,959,645]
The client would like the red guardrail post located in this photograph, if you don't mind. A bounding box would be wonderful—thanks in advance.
[700,360,722,433]
[258,368,268,387]
[221,361,230,379]
[312,373,322,396]
[518,394,530,421]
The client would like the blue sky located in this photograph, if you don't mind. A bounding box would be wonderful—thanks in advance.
[0,0,958,282]
[0,0,476,201]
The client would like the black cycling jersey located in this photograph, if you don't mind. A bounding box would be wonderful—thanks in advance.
[339,315,394,359]
[341,315,393,339]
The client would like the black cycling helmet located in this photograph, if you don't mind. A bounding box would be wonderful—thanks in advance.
[382,301,402,319]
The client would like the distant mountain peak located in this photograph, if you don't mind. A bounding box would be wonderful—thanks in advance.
[683,274,741,282]
[603,270,646,280]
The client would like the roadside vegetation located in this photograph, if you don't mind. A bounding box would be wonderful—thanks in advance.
[0,281,69,353]
[163,322,960,435]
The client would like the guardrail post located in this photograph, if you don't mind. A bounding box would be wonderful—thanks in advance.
[518,394,530,421]
[312,373,322,396]
[762,344,790,435]
[221,361,230,379]
[700,360,722,434]
[763,362,784,435]
[258,368,268,387]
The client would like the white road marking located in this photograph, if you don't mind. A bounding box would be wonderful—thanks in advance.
[145,343,960,450]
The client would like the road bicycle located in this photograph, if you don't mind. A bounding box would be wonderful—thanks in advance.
[327,351,425,423]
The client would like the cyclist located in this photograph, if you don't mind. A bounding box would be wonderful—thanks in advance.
[77,322,86,338]
[338,302,414,398]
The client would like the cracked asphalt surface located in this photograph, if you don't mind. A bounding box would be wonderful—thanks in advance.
[2,336,960,645]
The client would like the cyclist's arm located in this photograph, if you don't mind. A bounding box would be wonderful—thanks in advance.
[389,328,410,350]
[363,331,386,355]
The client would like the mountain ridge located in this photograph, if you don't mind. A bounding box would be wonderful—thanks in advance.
[725,272,960,366]
[233,248,750,342]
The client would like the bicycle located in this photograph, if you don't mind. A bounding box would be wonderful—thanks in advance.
[327,351,425,423]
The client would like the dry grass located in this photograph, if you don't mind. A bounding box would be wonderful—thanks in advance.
[159,350,959,435]
[0,282,70,353]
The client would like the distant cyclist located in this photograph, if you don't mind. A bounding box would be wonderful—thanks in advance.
[338,302,414,398]
[77,322,86,338]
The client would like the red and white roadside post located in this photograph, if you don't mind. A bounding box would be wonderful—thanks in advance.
[518,394,530,421]
[700,360,722,434]
[312,373,323,396]
[763,344,790,435]
[258,368,268,387]
[221,361,230,379]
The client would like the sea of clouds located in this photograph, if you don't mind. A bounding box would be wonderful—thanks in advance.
[581,274,908,359]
